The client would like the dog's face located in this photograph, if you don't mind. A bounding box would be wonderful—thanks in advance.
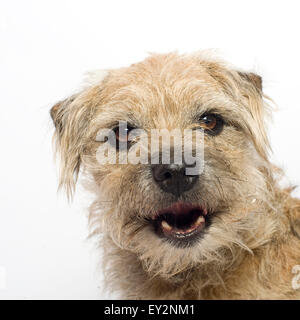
[51,53,272,279]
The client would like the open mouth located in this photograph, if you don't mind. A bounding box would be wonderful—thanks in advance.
[151,202,209,247]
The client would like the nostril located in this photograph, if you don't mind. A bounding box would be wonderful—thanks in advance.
[152,165,173,182]
[163,171,172,180]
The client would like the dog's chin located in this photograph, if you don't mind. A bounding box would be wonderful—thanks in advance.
[150,202,211,248]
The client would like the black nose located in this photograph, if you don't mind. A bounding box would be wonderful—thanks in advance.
[151,164,198,197]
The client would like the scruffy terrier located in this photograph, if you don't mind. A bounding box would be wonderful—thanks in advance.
[51,52,300,299]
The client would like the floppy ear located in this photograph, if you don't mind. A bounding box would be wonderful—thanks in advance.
[51,70,109,198]
[51,92,91,198]
[207,64,270,160]
[237,72,262,93]
[235,70,271,160]
[50,94,78,134]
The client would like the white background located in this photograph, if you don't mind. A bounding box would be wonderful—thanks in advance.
[0,0,299,299]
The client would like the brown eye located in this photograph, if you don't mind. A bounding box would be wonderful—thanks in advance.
[199,113,224,135]
[113,123,135,149]
[115,127,130,142]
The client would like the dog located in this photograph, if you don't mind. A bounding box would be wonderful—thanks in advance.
[50,52,300,299]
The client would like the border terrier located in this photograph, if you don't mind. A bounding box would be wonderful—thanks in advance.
[50,52,300,299]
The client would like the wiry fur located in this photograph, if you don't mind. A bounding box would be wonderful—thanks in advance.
[51,52,300,299]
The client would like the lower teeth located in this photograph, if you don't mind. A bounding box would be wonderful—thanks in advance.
[161,215,205,234]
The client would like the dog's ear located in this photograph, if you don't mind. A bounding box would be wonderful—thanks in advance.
[235,70,270,160]
[51,70,109,198]
[51,92,90,198]
[50,94,78,134]
[237,72,262,93]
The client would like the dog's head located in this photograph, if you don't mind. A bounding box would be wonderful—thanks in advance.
[51,53,275,279]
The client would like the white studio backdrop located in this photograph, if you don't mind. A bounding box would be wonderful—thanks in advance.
[0,0,299,299]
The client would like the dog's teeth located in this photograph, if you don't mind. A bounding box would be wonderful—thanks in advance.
[195,215,205,226]
[161,220,172,231]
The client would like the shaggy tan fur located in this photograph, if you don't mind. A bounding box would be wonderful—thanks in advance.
[51,52,300,299]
